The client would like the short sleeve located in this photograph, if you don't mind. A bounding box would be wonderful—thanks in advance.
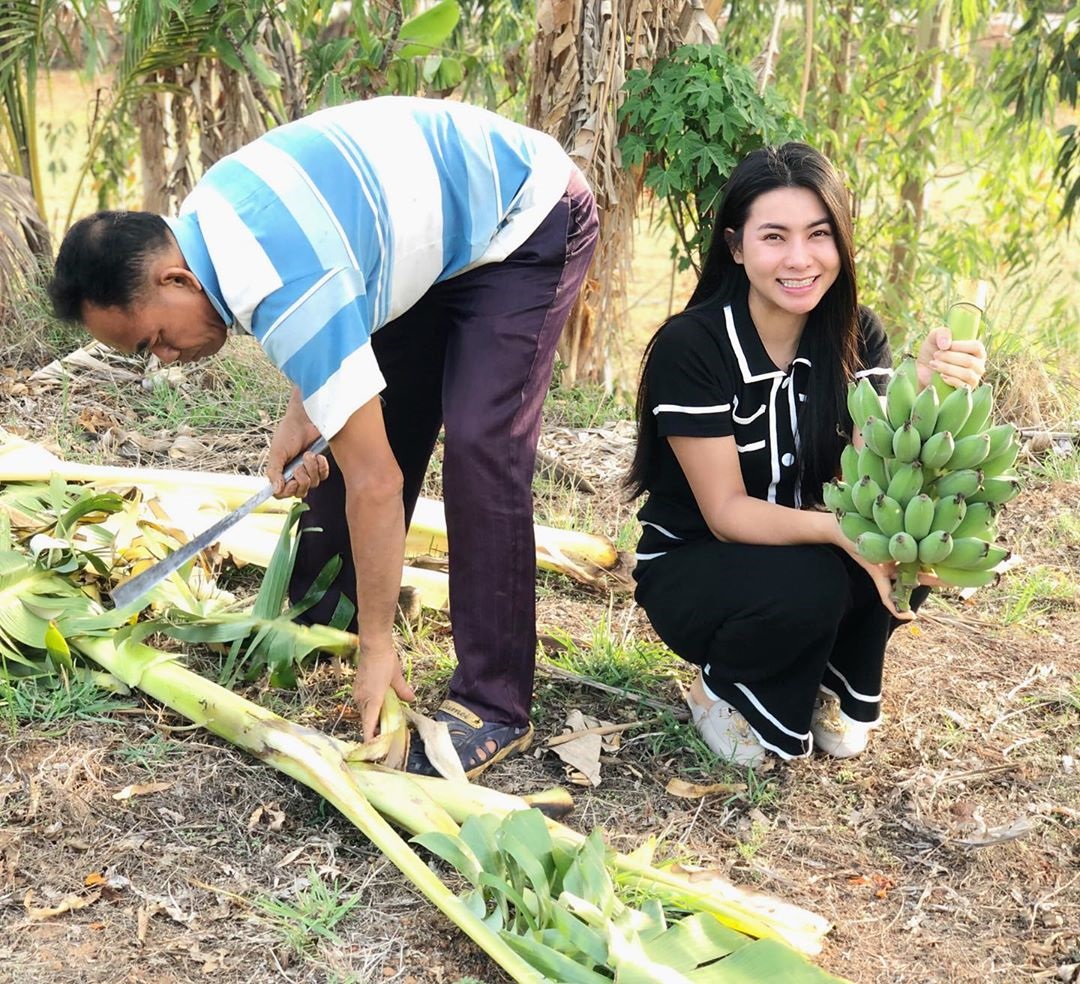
[252,268,386,438]
[853,305,893,395]
[645,315,736,438]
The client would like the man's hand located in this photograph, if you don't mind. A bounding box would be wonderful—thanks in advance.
[353,644,416,741]
[268,388,329,498]
[916,327,988,391]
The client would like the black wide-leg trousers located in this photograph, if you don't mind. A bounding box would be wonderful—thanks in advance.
[633,539,929,758]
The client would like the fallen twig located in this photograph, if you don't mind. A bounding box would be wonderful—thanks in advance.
[545,718,660,747]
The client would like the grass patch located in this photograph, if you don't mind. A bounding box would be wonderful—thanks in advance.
[253,869,364,957]
[0,272,85,369]
[544,368,632,429]
[541,619,683,696]
[121,338,290,435]
[997,565,1077,627]
[0,673,132,731]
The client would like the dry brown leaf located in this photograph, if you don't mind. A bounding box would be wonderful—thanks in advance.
[24,889,102,921]
[404,707,467,781]
[247,802,285,831]
[548,710,606,786]
[112,781,175,801]
[665,778,748,799]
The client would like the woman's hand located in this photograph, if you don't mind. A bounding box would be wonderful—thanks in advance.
[916,327,987,391]
[828,517,915,620]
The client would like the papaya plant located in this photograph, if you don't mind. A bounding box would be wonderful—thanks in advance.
[618,44,806,273]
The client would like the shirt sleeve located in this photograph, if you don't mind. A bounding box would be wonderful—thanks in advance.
[251,267,386,439]
[853,305,893,395]
[646,315,736,438]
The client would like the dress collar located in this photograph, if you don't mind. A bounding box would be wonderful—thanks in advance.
[165,214,235,328]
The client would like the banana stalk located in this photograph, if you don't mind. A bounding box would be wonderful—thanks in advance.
[0,433,619,587]
[70,633,543,984]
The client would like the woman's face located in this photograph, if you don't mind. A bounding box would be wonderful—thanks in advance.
[728,186,841,326]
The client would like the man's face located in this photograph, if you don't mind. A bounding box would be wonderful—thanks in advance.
[82,267,228,365]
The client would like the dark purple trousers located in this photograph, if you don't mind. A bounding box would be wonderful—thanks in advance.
[289,170,599,728]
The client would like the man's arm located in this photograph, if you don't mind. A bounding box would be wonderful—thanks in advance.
[329,395,415,739]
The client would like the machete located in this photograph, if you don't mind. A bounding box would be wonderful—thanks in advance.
[109,435,330,609]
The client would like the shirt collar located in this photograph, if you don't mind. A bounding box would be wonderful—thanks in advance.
[723,290,812,383]
[165,214,235,328]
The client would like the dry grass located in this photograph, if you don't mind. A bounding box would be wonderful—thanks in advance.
[2,340,1079,983]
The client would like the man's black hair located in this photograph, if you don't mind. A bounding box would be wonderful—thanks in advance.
[47,211,173,322]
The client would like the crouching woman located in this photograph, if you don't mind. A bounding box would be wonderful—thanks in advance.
[626,144,986,766]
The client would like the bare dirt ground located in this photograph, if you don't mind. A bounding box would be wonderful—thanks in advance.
[2,344,1078,984]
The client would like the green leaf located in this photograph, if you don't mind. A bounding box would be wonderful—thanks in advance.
[44,621,74,673]
[412,830,483,886]
[685,937,849,982]
[500,932,612,984]
[396,0,460,59]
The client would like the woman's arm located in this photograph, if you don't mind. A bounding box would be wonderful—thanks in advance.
[670,434,841,546]
[670,433,911,617]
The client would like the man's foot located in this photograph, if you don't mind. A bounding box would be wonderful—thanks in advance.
[810,691,876,758]
[406,700,534,779]
[686,682,766,768]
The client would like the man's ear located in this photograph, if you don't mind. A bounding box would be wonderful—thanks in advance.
[159,264,203,292]
[724,228,743,265]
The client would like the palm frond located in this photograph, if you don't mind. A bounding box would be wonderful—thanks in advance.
[0,171,48,308]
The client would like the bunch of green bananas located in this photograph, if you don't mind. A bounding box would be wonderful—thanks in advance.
[823,356,1020,611]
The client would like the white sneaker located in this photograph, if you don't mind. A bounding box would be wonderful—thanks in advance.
[687,694,767,767]
[811,692,876,758]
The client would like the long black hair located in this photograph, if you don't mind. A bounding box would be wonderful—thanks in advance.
[625,143,861,507]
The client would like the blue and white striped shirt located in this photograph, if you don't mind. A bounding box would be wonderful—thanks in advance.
[166,97,573,438]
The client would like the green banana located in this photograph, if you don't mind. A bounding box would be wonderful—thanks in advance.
[855,531,893,564]
[851,476,883,519]
[919,429,955,471]
[945,432,992,471]
[952,542,1010,571]
[918,529,954,565]
[980,443,1020,478]
[888,531,918,564]
[885,367,917,429]
[935,385,974,436]
[928,566,1000,589]
[862,416,896,459]
[891,421,922,464]
[823,480,855,515]
[910,384,940,442]
[947,536,992,569]
[840,512,879,542]
[931,493,967,535]
[953,383,994,439]
[872,494,905,538]
[985,423,1018,459]
[850,378,884,432]
[932,468,982,499]
[903,493,935,540]
[968,474,1022,505]
[846,381,862,431]
[886,461,924,506]
[977,543,1011,569]
[952,501,997,541]
[857,445,890,489]
[840,443,861,486]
